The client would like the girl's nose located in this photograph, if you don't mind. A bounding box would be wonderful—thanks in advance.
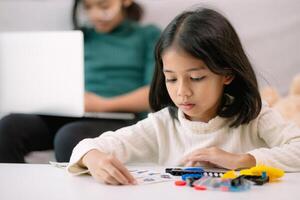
[177,81,192,97]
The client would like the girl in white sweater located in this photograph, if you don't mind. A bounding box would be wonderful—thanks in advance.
[67,8,300,185]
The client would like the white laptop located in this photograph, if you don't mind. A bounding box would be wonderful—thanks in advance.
[0,31,135,120]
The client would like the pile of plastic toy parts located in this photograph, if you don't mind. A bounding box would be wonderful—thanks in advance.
[165,165,284,192]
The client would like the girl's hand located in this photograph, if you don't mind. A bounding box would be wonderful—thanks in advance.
[84,92,110,112]
[181,147,256,170]
[81,149,136,185]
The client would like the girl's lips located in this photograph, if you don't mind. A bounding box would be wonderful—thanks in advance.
[179,103,195,110]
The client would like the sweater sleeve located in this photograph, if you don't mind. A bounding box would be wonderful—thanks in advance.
[248,106,300,172]
[67,113,160,175]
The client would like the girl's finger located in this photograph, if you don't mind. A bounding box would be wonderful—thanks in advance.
[181,151,205,165]
[183,148,209,162]
[180,151,198,164]
[104,175,120,185]
[96,168,121,185]
[111,158,136,184]
[179,157,188,165]
[103,164,130,185]
[184,160,196,167]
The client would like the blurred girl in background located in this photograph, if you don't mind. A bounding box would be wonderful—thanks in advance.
[0,0,160,163]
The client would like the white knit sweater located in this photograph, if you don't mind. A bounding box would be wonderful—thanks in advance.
[67,103,300,174]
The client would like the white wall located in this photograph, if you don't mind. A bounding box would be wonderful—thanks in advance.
[0,0,73,31]
[0,0,300,96]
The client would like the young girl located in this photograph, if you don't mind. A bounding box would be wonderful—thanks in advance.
[67,8,300,185]
[0,0,160,163]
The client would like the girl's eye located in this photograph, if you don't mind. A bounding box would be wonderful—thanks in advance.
[191,76,205,81]
[97,2,110,9]
[83,4,91,10]
[100,5,110,10]
[165,78,177,83]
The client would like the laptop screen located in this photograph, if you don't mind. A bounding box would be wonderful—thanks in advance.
[0,31,85,117]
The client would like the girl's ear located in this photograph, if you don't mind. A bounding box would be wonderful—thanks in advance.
[123,0,133,7]
[223,75,234,85]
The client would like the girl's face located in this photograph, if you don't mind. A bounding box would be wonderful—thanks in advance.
[162,48,233,122]
[83,0,131,33]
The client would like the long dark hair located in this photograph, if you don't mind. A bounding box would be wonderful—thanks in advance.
[149,8,262,127]
[72,0,143,29]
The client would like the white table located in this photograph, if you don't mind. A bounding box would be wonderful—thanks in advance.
[0,164,299,200]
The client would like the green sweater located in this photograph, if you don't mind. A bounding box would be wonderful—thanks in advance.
[83,20,161,98]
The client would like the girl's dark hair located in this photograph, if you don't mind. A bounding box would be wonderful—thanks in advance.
[149,8,262,127]
[72,0,143,29]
